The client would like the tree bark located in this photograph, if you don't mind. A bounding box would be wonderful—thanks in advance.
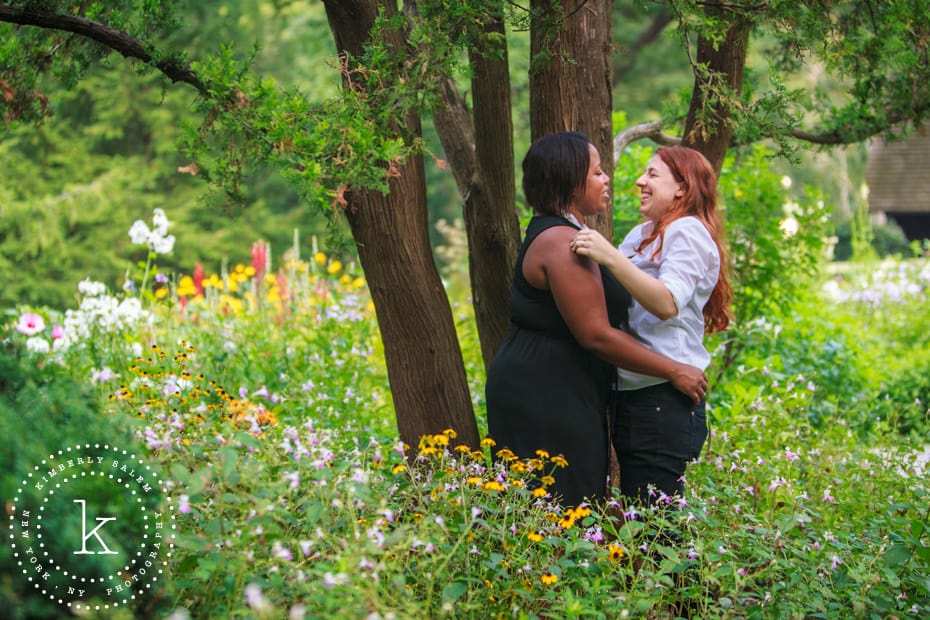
[682,7,751,176]
[432,10,520,370]
[322,0,480,451]
[530,0,615,239]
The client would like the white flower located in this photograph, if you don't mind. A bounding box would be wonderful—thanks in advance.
[128,220,151,244]
[25,337,50,354]
[244,583,271,612]
[152,208,170,236]
[78,279,107,297]
[129,209,175,255]
[152,234,176,254]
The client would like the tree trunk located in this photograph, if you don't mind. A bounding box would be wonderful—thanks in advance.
[433,10,520,371]
[530,0,615,239]
[682,8,751,176]
[322,0,480,451]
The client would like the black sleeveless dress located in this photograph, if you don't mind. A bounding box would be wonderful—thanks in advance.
[485,215,632,507]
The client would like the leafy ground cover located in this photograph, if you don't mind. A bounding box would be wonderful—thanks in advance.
[2,213,928,619]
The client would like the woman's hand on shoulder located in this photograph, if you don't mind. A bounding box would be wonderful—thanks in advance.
[570,229,618,268]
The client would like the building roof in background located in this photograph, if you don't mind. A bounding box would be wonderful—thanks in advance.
[866,124,929,214]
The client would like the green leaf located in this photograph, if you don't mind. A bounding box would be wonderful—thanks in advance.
[882,543,911,568]
[441,580,468,605]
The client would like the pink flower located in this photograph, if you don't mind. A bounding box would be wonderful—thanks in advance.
[16,313,45,336]
[251,241,269,281]
[51,324,64,339]
[177,494,191,514]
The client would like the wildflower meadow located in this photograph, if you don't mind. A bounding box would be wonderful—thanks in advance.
[2,208,929,620]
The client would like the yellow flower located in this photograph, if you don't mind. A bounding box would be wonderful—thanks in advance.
[314,252,327,265]
[535,449,550,459]
[540,475,556,487]
[511,480,525,488]
[327,260,342,274]
[571,506,591,519]
[352,277,366,289]
[154,287,168,299]
[466,477,483,486]
[177,275,197,297]
[392,464,406,475]
[244,265,256,277]
[608,544,625,561]
[419,446,438,457]
[532,487,549,498]
[454,445,471,454]
[527,531,543,543]
[496,448,517,462]
[509,461,528,474]
[550,455,569,468]
[432,433,450,447]
[529,458,544,471]
[540,572,558,586]
[483,480,505,492]
[203,273,223,289]
[480,437,497,448]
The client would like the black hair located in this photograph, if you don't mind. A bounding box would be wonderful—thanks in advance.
[521,131,592,216]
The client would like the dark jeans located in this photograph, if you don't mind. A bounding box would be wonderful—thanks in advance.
[612,382,707,508]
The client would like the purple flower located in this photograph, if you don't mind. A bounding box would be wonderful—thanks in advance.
[16,313,45,336]
[178,494,191,514]
[91,367,116,383]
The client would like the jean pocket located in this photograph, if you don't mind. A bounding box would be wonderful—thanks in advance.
[689,404,708,461]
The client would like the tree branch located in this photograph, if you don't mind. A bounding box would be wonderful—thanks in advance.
[613,120,680,161]
[0,5,206,92]
[614,8,674,82]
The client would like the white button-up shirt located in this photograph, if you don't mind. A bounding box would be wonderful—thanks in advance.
[616,216,720,390]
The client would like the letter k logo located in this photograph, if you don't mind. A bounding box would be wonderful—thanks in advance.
[73,499,118,555]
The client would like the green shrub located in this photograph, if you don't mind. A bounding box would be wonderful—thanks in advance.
[0,342,167,619]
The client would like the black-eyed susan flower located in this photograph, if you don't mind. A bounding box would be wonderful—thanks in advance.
[608,544,625,561]
[540,572,558,586]
[480,437,496,448]
[550,455,569,468]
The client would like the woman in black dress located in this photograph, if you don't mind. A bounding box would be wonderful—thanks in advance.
[485,132,706,508]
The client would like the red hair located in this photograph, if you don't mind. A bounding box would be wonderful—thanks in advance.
[637,146,733,333]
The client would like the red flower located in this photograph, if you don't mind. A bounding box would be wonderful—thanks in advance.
[193,263,205,296]
[251,241,269,281]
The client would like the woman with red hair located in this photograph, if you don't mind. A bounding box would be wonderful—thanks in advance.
[571,146,733,508]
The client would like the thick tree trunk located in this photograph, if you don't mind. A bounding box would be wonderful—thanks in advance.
[323,0,480,450]
[682,8,751,176]
[433,12,520,370]
[530,0,615,239]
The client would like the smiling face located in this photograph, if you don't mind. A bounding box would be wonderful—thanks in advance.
[572,144,611,218]
[636,155,683,223]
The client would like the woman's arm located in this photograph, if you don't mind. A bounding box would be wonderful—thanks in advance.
[570,228,678,319]
[525,227,706,401]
